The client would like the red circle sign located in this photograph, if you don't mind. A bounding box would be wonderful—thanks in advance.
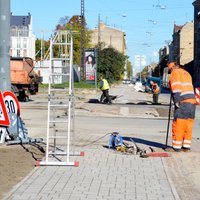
[3,91,20,116]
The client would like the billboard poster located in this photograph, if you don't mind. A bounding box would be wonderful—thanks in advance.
[84,49,96,81]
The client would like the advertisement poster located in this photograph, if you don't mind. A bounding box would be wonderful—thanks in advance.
[84,49,96,81]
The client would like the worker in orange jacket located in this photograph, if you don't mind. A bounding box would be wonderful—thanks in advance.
[150,81,160,104]
[168,62,196,152]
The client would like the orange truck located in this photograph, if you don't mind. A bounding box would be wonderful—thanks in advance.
[10,57,42,101]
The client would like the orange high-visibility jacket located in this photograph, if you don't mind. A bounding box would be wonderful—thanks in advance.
[151,83,160,94]
[169,68,195,104]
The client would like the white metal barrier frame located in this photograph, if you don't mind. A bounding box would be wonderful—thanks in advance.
[36,31,83,167]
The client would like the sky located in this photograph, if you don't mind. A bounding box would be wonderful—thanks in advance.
[11,0,194,73]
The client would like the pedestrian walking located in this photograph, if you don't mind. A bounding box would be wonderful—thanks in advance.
[150,81,160,104]
[99,75,112,104]
[168,62,196,152]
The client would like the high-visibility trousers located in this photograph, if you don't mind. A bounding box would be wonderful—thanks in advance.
[172,118,194,150]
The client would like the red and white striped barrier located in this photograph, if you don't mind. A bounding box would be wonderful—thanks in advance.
[195,88,200,105]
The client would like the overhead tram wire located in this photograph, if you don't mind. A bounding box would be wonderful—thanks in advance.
[85,6,190,13]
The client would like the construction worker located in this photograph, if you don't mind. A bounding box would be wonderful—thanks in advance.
[150,81,160,104]
[99,75,112,104]
[168,62,196,152]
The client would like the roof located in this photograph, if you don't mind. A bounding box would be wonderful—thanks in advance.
[11,13,31,27]
[173,23,183,33]
[92,22,125,34]
[193,0,200,6]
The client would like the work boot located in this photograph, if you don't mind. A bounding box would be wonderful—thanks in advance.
[182,147,191,152]
[164,147,181,152]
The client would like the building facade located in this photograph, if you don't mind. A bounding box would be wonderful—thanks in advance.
[10,13,35,59]
[90,22,126,54]
[169,22,194,66]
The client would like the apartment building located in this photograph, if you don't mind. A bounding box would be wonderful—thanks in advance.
[90,22,126,54]
[169,21,194,66]
[10,13,35,59]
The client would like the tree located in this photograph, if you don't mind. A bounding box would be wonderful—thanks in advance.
[35,39,50,61]
[57,15,92,65]
[35,15,92,65]
[97,47,127,83]
[127,60,133,79]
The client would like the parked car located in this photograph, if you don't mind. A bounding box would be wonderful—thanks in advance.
[131,77,137,84]
[122,79,131,84]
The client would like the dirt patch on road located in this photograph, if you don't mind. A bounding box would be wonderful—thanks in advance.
[156,107,174,118]
[0,144,45,199]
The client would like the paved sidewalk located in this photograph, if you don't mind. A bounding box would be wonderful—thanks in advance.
[4,141,178,200]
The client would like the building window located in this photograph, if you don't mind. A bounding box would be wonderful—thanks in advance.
[23,38,27,48]
[18,26,28,37]
[17,39,20,48]
[23,49,27,57]
[17,50,21,57]
[10,26,18,37]
[10,38,12,47]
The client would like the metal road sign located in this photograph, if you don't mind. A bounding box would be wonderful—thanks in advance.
[0,91,10,126]
[3,91,20,116]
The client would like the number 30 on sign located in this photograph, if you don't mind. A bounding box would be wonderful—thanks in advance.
[3,91,20,116]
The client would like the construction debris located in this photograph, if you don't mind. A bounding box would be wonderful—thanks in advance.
[108,132,170,158]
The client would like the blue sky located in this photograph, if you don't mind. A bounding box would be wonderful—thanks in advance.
[11,0,194,72]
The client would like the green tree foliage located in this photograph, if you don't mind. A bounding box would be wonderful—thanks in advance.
[127,60,133,79]
[35,39,50,60]
[59,15,92,65]
[35,15,92,65]
[97,47,127,83]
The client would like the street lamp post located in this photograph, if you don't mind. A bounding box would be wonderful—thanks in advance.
[0,0,11,91]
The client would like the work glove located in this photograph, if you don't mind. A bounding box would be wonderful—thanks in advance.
[175,102,180,109]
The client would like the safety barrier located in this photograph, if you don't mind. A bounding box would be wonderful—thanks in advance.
[195,88,200,105]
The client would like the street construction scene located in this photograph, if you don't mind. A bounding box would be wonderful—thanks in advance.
[0,84,200,200]
[1,0,200,200]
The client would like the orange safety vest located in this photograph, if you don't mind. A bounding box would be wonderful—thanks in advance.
[169,68,196,104]
[151,83,160,94]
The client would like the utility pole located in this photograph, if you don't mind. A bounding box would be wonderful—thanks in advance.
[193,0,200,104]
[0,0,11,91]
[80,0,85,81]
[98,14,101,48]
[139,57,142,82]
[193,0,200,88]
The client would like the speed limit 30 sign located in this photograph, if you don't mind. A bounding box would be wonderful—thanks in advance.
[3,91,20,116]
[0,92,10,126]
[0,91,20,127]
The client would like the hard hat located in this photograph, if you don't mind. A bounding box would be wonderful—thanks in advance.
[168,62,176,70]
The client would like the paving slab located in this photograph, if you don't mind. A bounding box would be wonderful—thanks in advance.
[4,143,179,200]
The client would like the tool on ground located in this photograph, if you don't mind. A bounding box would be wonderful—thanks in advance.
[108,132,133,153]
[164,94,172,149]
[130,138,148,157]
[130,138,170,158]
[108,133,170,157]
[108,132,123,148]
[108,133,144,155]
[101,95,123,104]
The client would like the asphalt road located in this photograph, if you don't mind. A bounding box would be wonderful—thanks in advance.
[15,83,200,200]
